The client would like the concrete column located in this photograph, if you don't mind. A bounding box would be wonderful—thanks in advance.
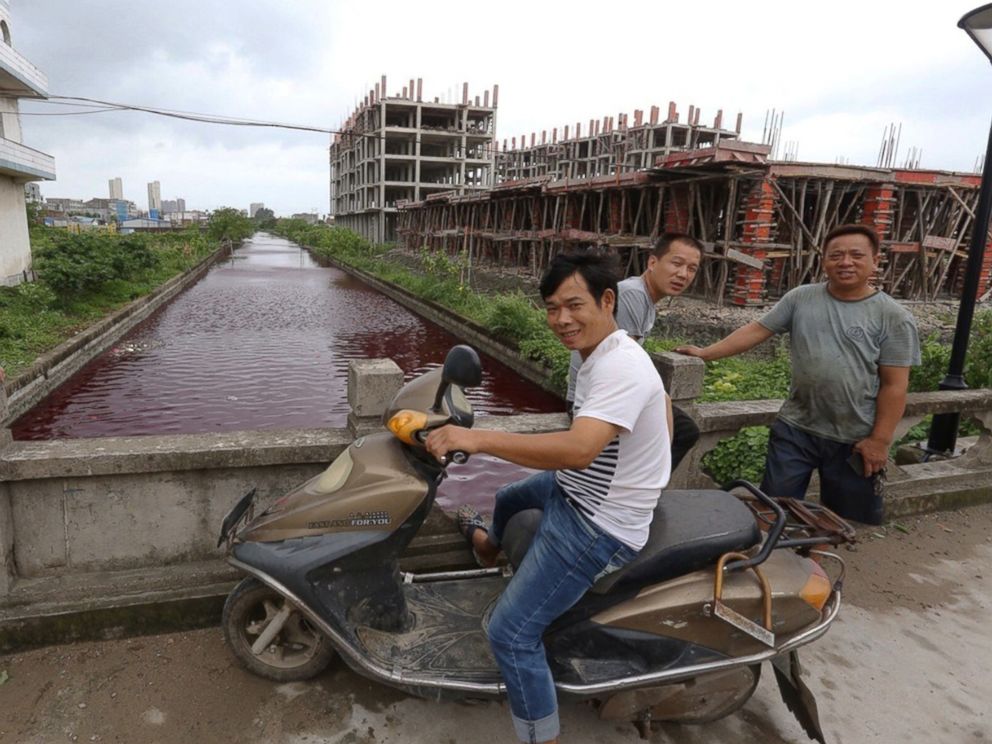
[650,352,705,488]
[414,104,423,202]
[347,359,404,438]
[651,351,704,413]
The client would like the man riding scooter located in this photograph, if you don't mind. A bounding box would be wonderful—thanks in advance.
[426,251,672,744]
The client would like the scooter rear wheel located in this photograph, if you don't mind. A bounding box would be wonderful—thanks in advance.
[223,577,336,682]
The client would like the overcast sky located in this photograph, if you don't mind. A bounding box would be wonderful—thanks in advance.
[9,0,992,215]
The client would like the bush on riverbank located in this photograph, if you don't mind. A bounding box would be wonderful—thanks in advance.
[0,227,216,378]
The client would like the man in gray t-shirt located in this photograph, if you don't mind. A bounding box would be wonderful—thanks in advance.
[566,234,704,471]
[677,224,920,524]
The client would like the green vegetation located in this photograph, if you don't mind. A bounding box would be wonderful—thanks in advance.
[0,214,240,378]
[206,207,255,244]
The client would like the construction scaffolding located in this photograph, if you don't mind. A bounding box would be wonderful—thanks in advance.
[397,141,992,306]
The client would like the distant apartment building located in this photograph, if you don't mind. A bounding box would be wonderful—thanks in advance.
[108,176,123,200]
[0,0,56,285]
[47,195,137,221]
[166,209,207,227]
[329,75,497,243]
[147,180,161,214]
[249,202,265,218]
[290,212,319,224]
[23,181,41,203]
[160,198,186,214]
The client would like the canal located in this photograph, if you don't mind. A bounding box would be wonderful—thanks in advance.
[11,233,560,509]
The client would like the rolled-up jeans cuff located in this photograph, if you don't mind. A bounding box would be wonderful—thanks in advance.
[512,709,560,743]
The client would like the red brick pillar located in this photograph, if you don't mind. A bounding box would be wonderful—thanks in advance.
[732,178,776,306]
[664,186,691,232]
[860,183,896,241]
[860,183,896,289]
[608,192,622,233]
[978,236,992,299]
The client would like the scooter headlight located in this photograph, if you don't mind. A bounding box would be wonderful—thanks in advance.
[388,409,428,445]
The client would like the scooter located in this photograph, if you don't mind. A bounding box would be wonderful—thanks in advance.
[218,345,855,741]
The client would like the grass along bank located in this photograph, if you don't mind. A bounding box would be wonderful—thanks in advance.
[273,220,991,485]
[0,209,253,379]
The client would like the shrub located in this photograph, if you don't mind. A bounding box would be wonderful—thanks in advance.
[33,232,159,296]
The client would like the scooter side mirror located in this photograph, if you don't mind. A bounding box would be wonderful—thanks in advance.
[432,345,482,413]
[441,345,482,388]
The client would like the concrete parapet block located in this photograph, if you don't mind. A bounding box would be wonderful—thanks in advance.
[651,351,705,405]
[347,358,403,437]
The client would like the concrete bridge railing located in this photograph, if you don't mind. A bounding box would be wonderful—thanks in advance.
[1,353,991,648]
[655,352,992,516]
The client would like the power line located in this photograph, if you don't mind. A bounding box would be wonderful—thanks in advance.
[14,94,342,135]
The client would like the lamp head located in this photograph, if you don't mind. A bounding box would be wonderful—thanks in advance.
[961,3,992,64]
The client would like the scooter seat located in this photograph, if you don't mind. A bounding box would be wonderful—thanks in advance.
[500,490,761,596]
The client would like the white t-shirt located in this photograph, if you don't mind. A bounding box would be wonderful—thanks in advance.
[556,330,670,550]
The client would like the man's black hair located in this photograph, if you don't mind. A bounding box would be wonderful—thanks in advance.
[651,232,704,258]
[822,223,881,255]
[539,250,621,310]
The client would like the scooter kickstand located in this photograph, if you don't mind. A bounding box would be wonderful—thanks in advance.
[632,709,652,740]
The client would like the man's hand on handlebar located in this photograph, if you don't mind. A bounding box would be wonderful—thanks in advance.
[425,424,478,464]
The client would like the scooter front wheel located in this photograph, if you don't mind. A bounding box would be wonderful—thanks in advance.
[222,577,336,682]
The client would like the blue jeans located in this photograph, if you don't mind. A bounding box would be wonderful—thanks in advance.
[486,471,637,743]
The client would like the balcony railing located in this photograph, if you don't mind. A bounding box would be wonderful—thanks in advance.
[0,138,56,180]
[0,41,48,98]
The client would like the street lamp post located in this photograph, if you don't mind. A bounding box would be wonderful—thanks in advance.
[926,3,992,455]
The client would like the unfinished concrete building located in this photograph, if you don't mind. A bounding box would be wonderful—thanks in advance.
[397,140,992,306]
[496,102,741,182]
[329,76,498,243]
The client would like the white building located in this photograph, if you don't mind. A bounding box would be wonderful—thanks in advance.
[147,180,161,214]
[249,202,264,218]
[108,176,122,200]
[0,0,56,286]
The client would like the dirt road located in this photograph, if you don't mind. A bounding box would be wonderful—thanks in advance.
[2,504,990,744]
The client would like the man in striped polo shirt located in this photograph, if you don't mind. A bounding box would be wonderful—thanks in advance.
[427,252,671,744]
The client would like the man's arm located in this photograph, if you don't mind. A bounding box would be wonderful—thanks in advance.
[675,321,774,362]
[852,365,910,476]
[425,416,622,471]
